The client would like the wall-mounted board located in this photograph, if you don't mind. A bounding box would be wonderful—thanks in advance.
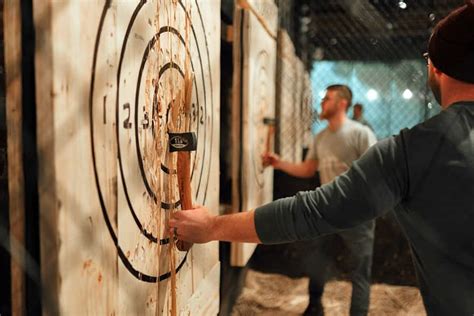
[231,0,277,267]
[33,0,220,314]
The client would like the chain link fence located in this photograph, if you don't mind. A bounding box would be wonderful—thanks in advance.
[311,59,439,139]
[304,1,461,140]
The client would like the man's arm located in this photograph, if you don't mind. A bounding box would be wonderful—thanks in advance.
[169,207,261,243]
[172,135,407,244]
[256,135,407,243]
[263,152,318,178]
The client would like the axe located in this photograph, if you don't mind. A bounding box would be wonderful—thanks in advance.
[169,71,196,252]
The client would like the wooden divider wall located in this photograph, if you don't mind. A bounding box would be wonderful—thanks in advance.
[302,71,314,150]
[276,30,313,163]
[231,0,277,267]
[275,30,296,162]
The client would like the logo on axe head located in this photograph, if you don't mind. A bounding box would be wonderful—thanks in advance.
[168,132,197,152]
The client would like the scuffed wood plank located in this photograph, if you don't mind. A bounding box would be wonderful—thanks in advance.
[4,1,26,314]
[34,0,220,314]
[302,71,314,149]
[32,1,60,314]
[181,261,220,315]
[231,0,277,267]
[276,30,297,163]
[293,58,304,162]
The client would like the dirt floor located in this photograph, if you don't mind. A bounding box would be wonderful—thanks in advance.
[231,270,426,316]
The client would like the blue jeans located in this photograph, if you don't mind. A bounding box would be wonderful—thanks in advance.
[307,220,375,316]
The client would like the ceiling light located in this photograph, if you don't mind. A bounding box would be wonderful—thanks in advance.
[398,1,407,9]
[403,89,413,100]
[366,89,378,101]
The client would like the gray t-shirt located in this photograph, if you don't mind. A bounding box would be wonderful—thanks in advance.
[306,119,377,184]
[254,102,474,315]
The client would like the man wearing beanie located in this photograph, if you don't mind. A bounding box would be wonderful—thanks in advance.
[170,2,474,315]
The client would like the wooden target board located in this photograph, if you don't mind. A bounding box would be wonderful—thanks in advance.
[293,57,305,162]
[33,0,220,314]
[275,30,297,163]
[231,0,277,267]
[302,71,314,149]
[275,31,311,163]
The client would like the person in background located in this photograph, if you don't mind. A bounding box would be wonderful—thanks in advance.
[260,84,377,316]
[352,103,373,130]
[170,2,474,315]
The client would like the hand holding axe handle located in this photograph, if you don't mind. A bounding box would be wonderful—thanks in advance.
[173,71,195,252]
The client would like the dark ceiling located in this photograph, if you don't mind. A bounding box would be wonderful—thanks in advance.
[221,0,464,66]
[293,0,463,63]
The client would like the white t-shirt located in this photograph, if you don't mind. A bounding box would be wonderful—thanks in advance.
[306,119,377,184]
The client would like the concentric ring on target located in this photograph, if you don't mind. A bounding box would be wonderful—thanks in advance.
[134,26,203,207]
[251,50,270,188]
[89,0,215,283]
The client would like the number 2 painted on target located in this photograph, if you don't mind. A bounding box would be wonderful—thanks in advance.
[123,102,132,129]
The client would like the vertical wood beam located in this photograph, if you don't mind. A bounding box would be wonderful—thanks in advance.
[4,0,26,314]
[32,0,59,314]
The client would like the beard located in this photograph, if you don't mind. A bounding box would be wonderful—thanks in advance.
[319,106,336,120]
[428,68,442,105]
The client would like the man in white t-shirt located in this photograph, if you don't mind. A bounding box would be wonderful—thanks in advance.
[262,84,377,316]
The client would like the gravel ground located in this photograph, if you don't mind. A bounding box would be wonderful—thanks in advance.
[232,270,426,316]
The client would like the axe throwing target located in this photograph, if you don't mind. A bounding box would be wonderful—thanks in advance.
[89,0,215,283]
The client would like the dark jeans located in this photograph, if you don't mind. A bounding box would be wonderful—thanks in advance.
[306,220,375,316]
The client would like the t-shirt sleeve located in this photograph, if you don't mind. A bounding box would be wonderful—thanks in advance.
[254,134,408,244]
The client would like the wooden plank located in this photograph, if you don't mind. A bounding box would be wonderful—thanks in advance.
[33,0,220,314]
[275,34,310,163]
[35,1,118,314]
[231,0,277,267]
[302,71,314,149]
[237,0,278,39]
[293,58,304,162]
[181,261,220,315]
[230,7,242,206]
[275,30,296,162]
[33,2,61,314]
[4,1,26,314]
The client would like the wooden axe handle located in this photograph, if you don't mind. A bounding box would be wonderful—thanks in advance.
[176,151,193,251]
[265,125,275,154]
[175,70,194,252]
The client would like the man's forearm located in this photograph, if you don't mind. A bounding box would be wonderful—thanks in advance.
[212,210,261,243]
[277,160,315,178]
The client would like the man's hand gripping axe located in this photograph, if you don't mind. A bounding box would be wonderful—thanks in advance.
[168,72,196,252]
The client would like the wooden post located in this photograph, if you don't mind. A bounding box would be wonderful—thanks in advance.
[4,0,26,314]
[32,1,60,314]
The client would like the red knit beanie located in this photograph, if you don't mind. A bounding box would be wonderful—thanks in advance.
[428,0,474,83]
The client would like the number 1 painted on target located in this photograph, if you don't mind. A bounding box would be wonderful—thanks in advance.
[103,95,107,124]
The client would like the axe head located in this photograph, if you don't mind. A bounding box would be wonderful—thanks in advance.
[263,117,276,125]
[168,132,197,152]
